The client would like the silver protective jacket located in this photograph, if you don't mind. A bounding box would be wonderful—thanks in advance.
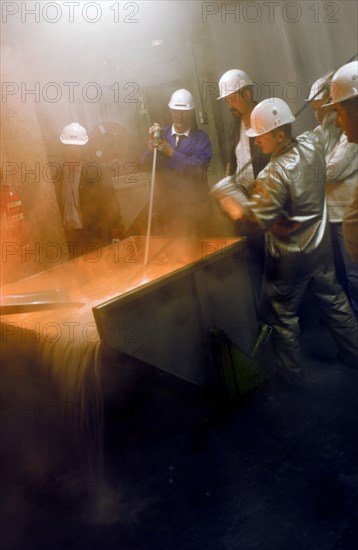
[212,132,328,259]
[314,110,358,223]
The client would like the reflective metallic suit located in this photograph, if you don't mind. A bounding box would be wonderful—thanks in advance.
[212,132,358,379]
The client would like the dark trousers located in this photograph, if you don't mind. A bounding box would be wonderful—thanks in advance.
[330,222,358,317]
[262,250,358,378]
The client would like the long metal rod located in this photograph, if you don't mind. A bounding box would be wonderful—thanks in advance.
[143,146,158,266]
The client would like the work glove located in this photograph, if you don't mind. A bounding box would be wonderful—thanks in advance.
[210,176,246,220]
[148,123,162,150]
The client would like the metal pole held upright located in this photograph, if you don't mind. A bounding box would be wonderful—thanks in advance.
[143,134,159,266]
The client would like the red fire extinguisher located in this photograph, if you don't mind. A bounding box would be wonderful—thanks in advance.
[1,183,28,245]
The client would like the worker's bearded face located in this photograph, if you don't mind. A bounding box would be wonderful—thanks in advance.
[225,89,252,119]
[230,107,240,119]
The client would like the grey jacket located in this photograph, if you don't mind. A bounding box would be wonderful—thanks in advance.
[315,111,358,223]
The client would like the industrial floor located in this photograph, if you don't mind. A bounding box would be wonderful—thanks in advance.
[2,317,358,550]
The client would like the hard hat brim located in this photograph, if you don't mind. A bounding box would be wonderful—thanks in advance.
[216,84,254,101]
[60,137,89,145]
[245,128,261,137]
[324,91,358,107]
[168,103,194,110]
[216,90,236,100]
[246,115,295,137]
[304,96,326,102]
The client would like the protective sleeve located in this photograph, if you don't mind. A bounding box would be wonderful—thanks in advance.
[343,183,358,263]
[240,163,289,230]
[326,134,358,183]
[313,110,341,155]
[210,163,289,228]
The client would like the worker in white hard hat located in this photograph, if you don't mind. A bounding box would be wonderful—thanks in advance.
[307,74,358,315]
[211,97,358,384]
[56,122,89,256]
[217,69,270,314]
[140,88,213,237]
[326,61,358,264]
[57,122,122,257]
[326,61,358,144]
[217,69,270,180]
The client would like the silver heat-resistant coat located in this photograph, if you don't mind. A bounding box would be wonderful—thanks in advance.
[212,132,328,258]
[211,131,358,376]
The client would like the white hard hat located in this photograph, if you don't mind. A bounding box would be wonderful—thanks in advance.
[168,89,195,110]
[60,122,89,145]
[325,61,358,105]
[305,75,331,102]
[246,98,295,137]
[217,69,253,100]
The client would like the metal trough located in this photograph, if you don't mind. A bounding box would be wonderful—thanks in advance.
[0,236,258,387]
[92,236,258,386]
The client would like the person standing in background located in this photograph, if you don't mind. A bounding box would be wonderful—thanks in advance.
[216,69,270,315]
[308,75,358,316]
[57,122,122,258]
[325,61,358,265]
[140,89,213,237]
[57,122,89,257]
